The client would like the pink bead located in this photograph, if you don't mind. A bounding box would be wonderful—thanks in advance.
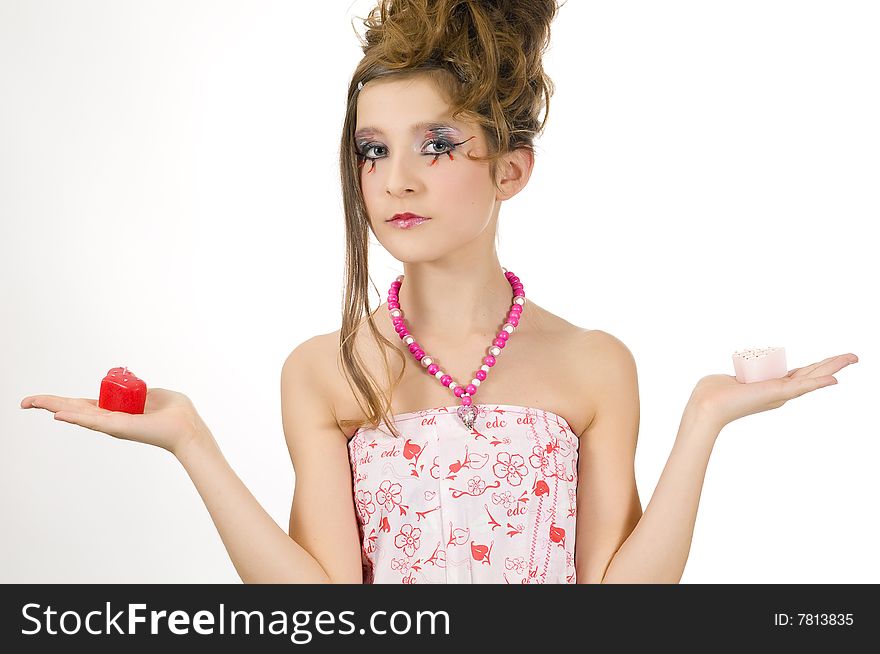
[391,281,401,288]
[510,276,520,283]
[514,290,524,297]
[493,338,505,348]
[497,331,509,341]
[427,364,439,374]
[388,302,399,309]
[414,351,424,361]
[461,395,472,406]
[508,316,519,326]
[453,386,464,397]
[510,305,522,314]
[483,355,496,367]
[465,384,476,395]
[475,370,487,381]
[408,343,419,353]
[440,375,452,386]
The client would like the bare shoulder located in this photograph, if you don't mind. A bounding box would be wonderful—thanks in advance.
[570,327,640,436]
[574,328,637,364]
[281,331,345,433]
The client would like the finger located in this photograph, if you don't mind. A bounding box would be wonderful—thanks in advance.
[787,375,838,398]
[791,355,841,378]
[808,354,859,379]
[23,395,97,413]
[787,353,857,379]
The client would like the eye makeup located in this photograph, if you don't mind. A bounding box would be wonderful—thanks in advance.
[353,123,476,174]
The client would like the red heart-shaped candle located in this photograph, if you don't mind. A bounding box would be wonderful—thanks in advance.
[98,366,147,414]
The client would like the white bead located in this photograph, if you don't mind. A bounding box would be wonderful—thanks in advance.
[514,297,524,305]
[480,365,490,372]
[396,275,404,282]
[404,336,414,345]
[449,381,457,390]
[421,356,433,367]
[471,378,481,386]
[489,346,501,356]
[390,309,402,318]
[503,324,514,333]
[435,371,444,379]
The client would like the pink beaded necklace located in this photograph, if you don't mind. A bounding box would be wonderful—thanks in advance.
[386,267,525,430]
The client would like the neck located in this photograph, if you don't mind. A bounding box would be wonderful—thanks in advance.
[392,257,517,342]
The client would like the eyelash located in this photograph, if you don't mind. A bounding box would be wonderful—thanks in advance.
[355,137,470,166]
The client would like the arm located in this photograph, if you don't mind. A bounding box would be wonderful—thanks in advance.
[600,402,720,583]
[175,426,332,583]
[175,335,362,583]
[573,330,720,584]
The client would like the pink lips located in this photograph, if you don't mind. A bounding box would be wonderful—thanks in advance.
[388,212,431,229]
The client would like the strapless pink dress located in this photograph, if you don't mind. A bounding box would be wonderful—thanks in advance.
[348,404,579,584]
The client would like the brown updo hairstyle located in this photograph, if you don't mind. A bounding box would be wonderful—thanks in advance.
[337,0,563,438]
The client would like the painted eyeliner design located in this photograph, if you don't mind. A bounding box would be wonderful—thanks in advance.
[355,136,476,174]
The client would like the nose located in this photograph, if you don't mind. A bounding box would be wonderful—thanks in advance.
[384,150,426,198]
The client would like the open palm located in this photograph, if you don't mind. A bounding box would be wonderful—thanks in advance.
[692,352,858,428]
[20,388,204,455]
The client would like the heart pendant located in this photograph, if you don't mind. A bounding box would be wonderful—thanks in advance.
[457,404,478,430]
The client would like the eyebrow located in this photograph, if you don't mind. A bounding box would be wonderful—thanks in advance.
[354,121,461,140]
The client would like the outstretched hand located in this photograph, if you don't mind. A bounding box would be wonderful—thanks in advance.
[20,388,205,455]
[691,352,859,429]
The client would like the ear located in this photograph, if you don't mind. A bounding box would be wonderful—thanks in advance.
[495,147,535,201]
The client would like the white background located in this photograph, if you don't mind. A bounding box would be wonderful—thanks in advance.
[2,0,876,583]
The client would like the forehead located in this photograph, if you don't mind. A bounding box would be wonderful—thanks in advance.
[354,77,466,138]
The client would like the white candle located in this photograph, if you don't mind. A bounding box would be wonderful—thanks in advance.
[732,346,787,383]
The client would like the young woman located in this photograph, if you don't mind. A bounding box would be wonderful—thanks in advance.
[19,0,857,584]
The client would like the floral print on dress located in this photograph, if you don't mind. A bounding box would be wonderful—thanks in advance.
[348,404,579,584]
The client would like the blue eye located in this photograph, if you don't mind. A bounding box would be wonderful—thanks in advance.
[355,137,473,165]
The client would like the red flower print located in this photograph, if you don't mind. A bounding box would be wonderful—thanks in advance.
[506,522,524,537]
[376,479,402,511]
[491,490,515,509]
[447,523,470,547]
[355,490,375,524]
[492,451,529,486]
[467,476,486,495]
[533,479,550,496]
[505,556,526,574]
[425,543,447,568]
[390,557,412,576]
[348,405,579,583]
[470,540,493,565]
[403,439,422,461]
[549,524,566,548]
[528,445,552,476]
[394,523,422,557]
[403,439,424,477]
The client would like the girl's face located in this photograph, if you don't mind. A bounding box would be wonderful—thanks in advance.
[354,76,500,262]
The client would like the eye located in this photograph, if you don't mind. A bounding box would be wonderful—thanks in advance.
[357,143,387,160]
[424,138,454,155]
[355,138,470,161]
